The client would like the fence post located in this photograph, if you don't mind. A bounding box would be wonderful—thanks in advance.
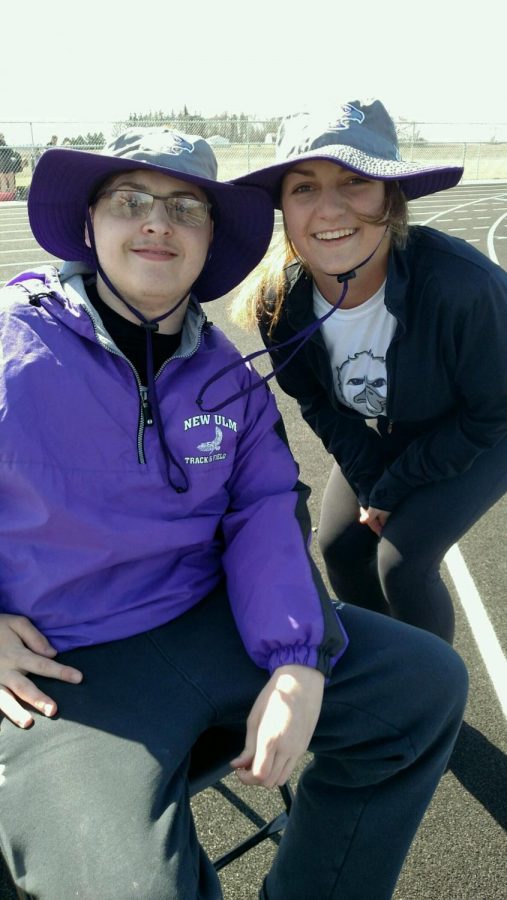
[29,122,36,172]
[247,119,251,171]
[475,142,482,181]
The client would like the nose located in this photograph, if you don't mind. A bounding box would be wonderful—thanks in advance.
[316,186,348,218]
[141,198,174,234]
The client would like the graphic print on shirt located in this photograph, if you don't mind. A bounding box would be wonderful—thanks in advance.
[335,350,387,416]
[182,414,237,465]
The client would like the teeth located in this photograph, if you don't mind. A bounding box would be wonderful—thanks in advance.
[315,229,355,240]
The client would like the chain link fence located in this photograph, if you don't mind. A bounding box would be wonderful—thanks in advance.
[1,118,507,201]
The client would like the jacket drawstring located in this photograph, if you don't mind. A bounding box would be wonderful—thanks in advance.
[197,277,352,413]
[197,228,389,414]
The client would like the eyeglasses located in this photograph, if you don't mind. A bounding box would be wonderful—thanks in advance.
[96,189,212,228]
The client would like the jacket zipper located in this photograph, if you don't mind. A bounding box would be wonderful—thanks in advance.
[81,303,206,465]
[385,322,402,435]
[75,303,152,464]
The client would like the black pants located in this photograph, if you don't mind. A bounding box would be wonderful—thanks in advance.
[0,587,467,900]
[318,435,507,642]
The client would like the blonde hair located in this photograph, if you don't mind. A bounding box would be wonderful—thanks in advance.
[230,180,408,336]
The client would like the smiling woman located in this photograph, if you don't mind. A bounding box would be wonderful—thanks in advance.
[230,97,507,644]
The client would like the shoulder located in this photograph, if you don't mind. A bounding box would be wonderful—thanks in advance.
[407,226,507,288]
[0,267,66,320]
[0,275,42,312]
[200,321,252,376]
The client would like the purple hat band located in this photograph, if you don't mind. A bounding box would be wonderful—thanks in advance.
[233,100,464,205]
[28,131,274,302]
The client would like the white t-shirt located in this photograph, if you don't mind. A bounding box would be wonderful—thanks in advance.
[313,281,397,418]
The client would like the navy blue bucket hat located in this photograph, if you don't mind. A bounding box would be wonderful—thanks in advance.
[233,99,464,204]
[28,127,274,301]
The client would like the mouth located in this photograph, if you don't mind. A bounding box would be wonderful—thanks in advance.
[314,228,357,241]
[131,247,177,261]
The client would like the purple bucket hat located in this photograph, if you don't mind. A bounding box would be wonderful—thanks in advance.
[28,128,274,302]
[233,99,464,204]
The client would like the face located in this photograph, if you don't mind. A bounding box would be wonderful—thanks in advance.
[281,160,390,301]
[86,168,213,325]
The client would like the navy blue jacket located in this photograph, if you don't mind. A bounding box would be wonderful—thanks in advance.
[259,226,507,511]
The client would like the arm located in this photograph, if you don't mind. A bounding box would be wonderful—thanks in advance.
[221,381,347,677]
[0,614,83,728]
[231,664,324,787]
[220,378,347,784]
[369,272,507,511]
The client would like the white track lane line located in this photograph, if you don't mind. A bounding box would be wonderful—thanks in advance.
[487,212,507,264]
[420,193,507,226]
[444,545,507,717]
[0,259,57,268]
[422,198,507,718]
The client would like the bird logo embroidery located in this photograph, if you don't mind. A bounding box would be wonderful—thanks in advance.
[197,426,223,453]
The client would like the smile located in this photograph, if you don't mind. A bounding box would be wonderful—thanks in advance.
[314,228,356,240]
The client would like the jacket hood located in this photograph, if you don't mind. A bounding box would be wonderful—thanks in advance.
[6,264,207,359]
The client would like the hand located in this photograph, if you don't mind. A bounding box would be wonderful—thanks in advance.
[230,664,324,788]
[0,614,83,728]
[359,506,391,536]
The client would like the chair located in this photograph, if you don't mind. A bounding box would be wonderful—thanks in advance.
[188,726,294,871]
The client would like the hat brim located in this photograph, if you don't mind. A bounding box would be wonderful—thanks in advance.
[232,144,464,204]
[28,148,274,301]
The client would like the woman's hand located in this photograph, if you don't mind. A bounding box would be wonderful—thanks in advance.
[359,506,391,536]
[230,664,324,788]
[0,614,83,728]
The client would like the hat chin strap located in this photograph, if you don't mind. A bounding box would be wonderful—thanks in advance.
[196,226,390,414]
[85,210,189,492]
[329,224,389,282]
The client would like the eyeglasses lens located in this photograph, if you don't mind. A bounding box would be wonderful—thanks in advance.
[108,191,208,227]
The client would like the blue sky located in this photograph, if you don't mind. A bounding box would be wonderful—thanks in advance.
[3,0,506,144]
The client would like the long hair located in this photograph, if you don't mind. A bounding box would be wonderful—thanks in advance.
[230,181,408,335]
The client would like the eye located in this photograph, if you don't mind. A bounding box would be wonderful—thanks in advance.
[118,191,143,208]
[173,197,191,213]
[346,176,372,186]
[292,183,316,195]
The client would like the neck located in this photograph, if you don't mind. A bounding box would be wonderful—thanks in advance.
[95,275,190,334]
[314,260,387,308]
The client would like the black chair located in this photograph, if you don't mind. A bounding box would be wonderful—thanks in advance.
[2,727,294,898]
[189,726,294,871]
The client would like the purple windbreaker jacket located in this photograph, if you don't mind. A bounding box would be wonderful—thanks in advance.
[0,265,348,675]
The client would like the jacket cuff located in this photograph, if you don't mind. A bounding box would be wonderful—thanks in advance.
[267,634,349,678]
[369,471,409,511]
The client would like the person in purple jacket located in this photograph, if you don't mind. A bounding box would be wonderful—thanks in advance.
[0,129,467,900]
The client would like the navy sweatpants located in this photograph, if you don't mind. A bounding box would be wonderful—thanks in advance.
[318,435,507,643]
[0,586,467,900]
